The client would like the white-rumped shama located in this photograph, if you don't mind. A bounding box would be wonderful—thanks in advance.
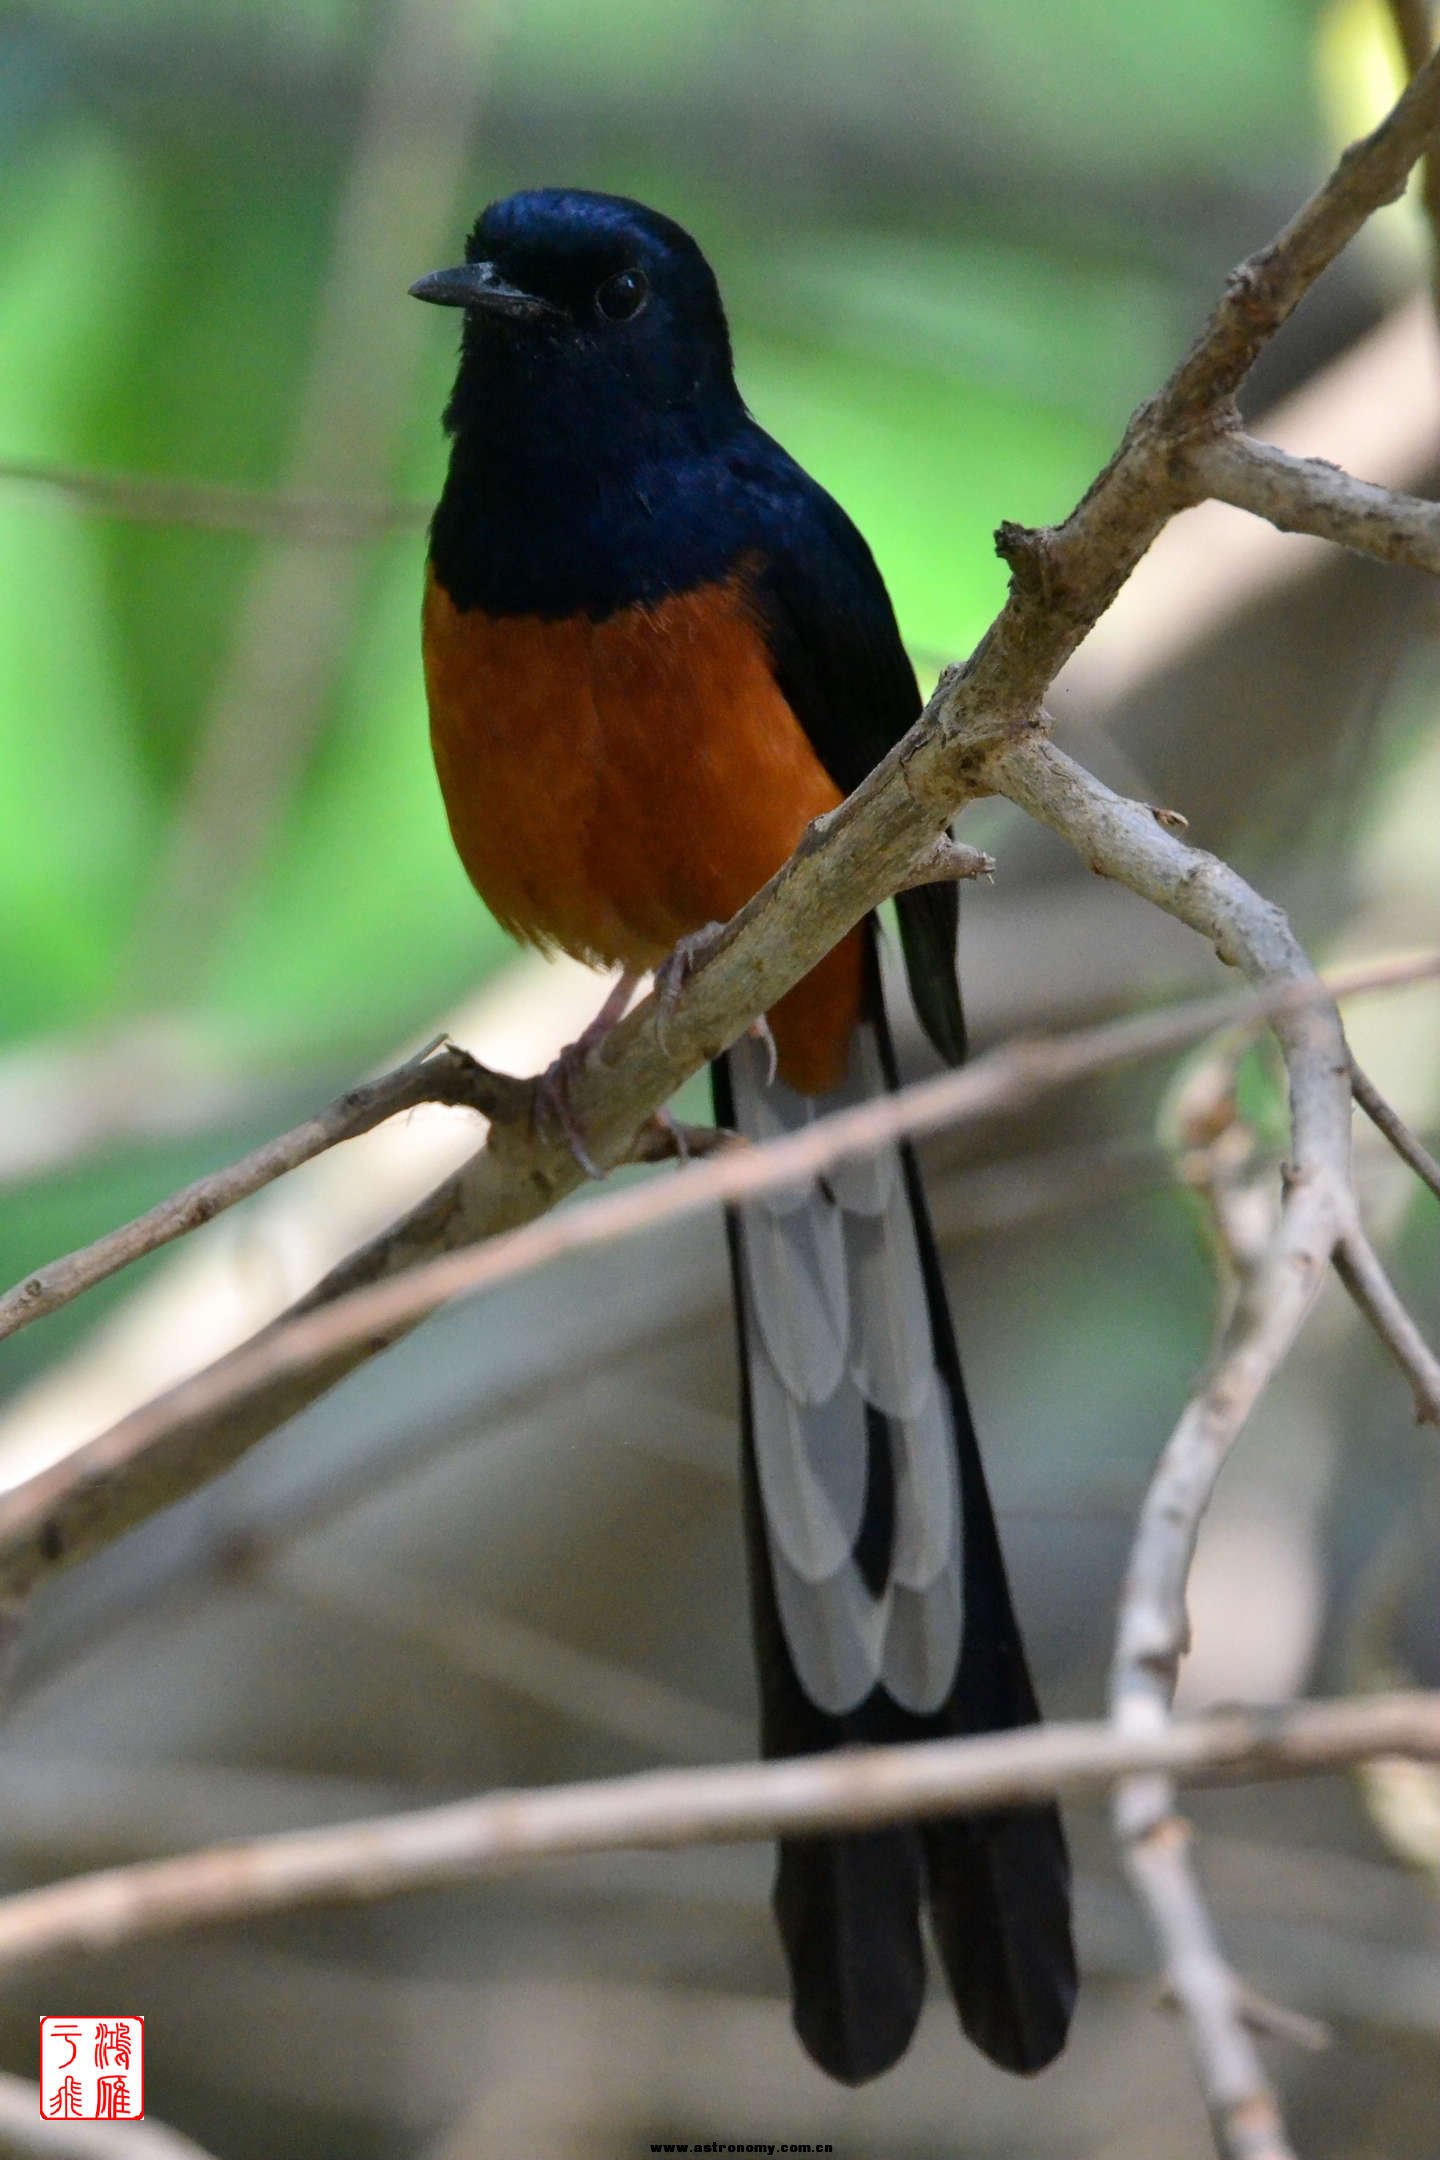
[412,188,1076,2086]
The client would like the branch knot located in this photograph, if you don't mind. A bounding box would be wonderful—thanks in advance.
[994,519,1059,604]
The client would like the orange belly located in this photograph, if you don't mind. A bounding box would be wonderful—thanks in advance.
[422,565,861,1092]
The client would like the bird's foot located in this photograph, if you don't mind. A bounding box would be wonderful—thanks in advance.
[533,968,641,1178]
[653,921,728,1044]
[631,1107,745,1164]
[654,925,775,1079]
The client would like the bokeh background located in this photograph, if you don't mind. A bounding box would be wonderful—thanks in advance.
[1,1,1439,2154]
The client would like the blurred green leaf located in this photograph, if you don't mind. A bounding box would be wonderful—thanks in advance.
[739,329,1110,656]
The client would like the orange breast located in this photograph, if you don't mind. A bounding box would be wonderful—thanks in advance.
[422,565,861,1092]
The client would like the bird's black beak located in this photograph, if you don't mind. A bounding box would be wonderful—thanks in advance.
[407,260,558,320]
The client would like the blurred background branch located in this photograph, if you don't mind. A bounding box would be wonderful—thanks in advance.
[0,1041,514,1342]
[116,0,498,1008]
[0,456,428,540]
[0,1694,1431,1977]
[1350,1052,1440,1196]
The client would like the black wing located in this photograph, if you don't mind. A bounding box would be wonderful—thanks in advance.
[727,425,965,1065]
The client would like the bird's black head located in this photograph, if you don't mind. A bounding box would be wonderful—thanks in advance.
[412,189,741,459]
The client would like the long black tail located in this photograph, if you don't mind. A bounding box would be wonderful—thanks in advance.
[712,983,1076,2085]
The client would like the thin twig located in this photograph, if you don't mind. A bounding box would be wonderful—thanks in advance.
[0,1694,1429,1979]
[0,456,427,541]
[1392,1,1437,98]
[1221,1982,1331,2056]
[1350,1054,1440,1201]
[0,1044,520,1343]
[1333,1215,1440,1423]
[894,836,995,890]
[1188,431,1440,576]
[1090,751,1356,2158]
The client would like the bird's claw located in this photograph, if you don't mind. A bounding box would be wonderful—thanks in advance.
[653,921,728,1050]
[632,1108,745,1164]
[532,968,640,1179]
[655,925,774,1081]
[533,1050,603,1177]
[748,1013,778,1086]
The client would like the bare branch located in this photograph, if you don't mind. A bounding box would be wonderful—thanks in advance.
[0,455,426,541]
[1112,955,1349,2156]
[1127,1821,1297,2160]
[0,1694,1429,1979]
[2,954,1433,1610]
[0,840,990,1340]
[1333,1215,1440,1423]
[1350,1054,1440,1202]
[0,1043,520,1344]
[1188,431,1440,576]
[1222,1983,1331,2056]
[1154,48,1440,420]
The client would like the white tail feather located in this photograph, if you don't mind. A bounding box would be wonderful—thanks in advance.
[728,1026,963,1715]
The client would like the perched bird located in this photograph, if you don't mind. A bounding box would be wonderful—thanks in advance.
[412,188,1076,2085]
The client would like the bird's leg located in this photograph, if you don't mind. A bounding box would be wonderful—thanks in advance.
[574,966,643,1055]
[533,968,642,1177]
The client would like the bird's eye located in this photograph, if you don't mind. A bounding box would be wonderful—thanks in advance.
[596,267,648,322]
